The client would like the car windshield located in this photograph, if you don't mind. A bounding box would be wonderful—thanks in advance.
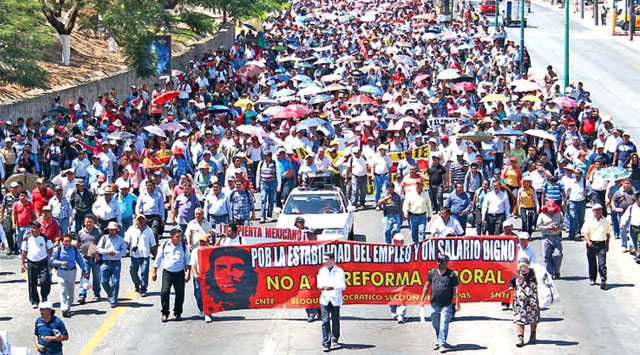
[283,193,344,214]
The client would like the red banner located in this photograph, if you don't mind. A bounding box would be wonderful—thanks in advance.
[198,236,517,314]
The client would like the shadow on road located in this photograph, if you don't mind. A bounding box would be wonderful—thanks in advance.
[334,343,375,350]
[539,317,564,322]
[559,276,588,281]
[72,309,107,316]
[534,339,579,346]
[441,343,488,352]
[605,283,635,289]
[0,317,12,321]
[209,315,246,322]
[0,271,15,276]
[450,315,511,322]
[0,279,25,284]
[118,301,154,308]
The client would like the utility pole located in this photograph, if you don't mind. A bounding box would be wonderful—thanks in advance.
[630,2,635,40]
[565,0,570,89]
[495,0,499,29]
[595,0,599,25]
[520,0,525,73]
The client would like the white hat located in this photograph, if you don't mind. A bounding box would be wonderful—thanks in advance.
[116,181,130,189]
[502,219,513,228]
[107,221,120,230]
[429,137,438,144]
[39,301,54,310]
[393,233,405,241]
[518,233,530,240]
[592,203,604,210]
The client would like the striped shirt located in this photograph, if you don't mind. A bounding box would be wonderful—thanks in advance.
[543,182,564,203]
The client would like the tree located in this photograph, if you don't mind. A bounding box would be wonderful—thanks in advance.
[0,0,54,87]
[41,0,84,66]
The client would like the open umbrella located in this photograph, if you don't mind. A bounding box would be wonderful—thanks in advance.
[287,104,313,115]
[494,129,524,136]
[205,105,231,114]
[314,57,334,65]
[270,74,292,82]
[358,85,384,96]
[159,122,185,131]
[237,64,265,77]
[413,74,430,84]
[451,82,476,91]
[297,86,323,97]
[513,80,543,93]
[459,131,494,142]
[437,69,460,80]
[263,106,286,116]
[237,125,268,137]
[451,75,475,83]
[273,107,305,119]
[274,88,297,98]
[336,55,356,64]
[525,129,557,142]
[297,118,334,135]
[292,74,312,82]
[321,74,343,82]
[394,54,418,67]
[347,95,376,105]
[4,172,38,191]
[505,113,532,123]
[521,95,541,103]
[234,98,254,107]
[321,84,347,93]
[107,131,136,142]
[152,91,179,105]
[351,114,377,123]
[480,94,509,103]
[595,166,632,180]
[552,96,578,108]
[400,102,424,114]
[256,98,280,106]
[308,94,333,105]
[143,125,167,138]
[396,116,421,127]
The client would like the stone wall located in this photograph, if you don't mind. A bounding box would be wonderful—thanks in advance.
[0,25,235,123]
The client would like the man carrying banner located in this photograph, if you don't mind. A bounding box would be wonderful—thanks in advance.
[300,226,321,322]
[317,252,347,352]
[390,233,408,323]
[420,254,461,352]
[430,207,464,237]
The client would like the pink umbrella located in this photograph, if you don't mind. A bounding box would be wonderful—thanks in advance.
[272,107,305,119]
[286,104,313,115]
[397,116,421,127]
[237,125,268,137]
[552,96,578,108]
[347,95,376,105]
[152,91,179,105]
[321,83,347,93]
[451,82,476,91]
[413,74,430,84]
[351,114,377,123]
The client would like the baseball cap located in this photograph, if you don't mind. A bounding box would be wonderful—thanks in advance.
[39,301,54,310]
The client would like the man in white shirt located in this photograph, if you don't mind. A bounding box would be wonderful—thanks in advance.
[482,180,511,235]
[124,215,157,297]
[184,208,212,251]
[317,252,347,352]
[20,221,54,307]
[620,192,640,263]
[345,148,368,208]
[430,208,464,237]
[581,204,612,289]
[371,145,393,208]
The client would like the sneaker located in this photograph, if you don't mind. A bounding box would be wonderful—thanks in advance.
[600,282,607,290]
[78,297,86,305]
[161,315,168,323]
[554,272,561,279]
[140,292,147,297]
[62,310,71,318]
[397,315,405,324]
[391,312,396,319]
[589,280,596,286]
[322,346,330,352]
[110,303,117,308]
[623,249,629,253]
[260,217,266,223]
[204,315,213,323]
[375,206,381,211]
[433,343,440,350]
[199,311,205,319]
[32,304,38,309]
[175,314,183,321]
[332,339,339,345]
[307,314,315,322]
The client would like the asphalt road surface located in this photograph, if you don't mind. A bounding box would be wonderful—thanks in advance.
[1,198,640,354]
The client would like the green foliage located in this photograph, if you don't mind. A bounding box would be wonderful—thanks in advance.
[0,0,53,87]
[178,11,217,35]
[196,0,288,23]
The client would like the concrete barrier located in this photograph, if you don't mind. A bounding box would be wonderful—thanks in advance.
[0,25,235,122]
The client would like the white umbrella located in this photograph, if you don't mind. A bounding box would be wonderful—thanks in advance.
[336,55,356,64]
[525,129,557,142]
[321,74,343,82]
[143,125,167,138]
[512,80,543,93]
[437,68,460,80]
[297,86,323,97]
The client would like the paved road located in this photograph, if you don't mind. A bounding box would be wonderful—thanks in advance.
[1,198,640,354]
[505,0,640,140]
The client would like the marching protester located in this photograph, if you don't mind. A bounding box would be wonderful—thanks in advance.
[403,181,433,242]
[507,257,540,347]
[378,183,403,244]
[482,180,511,235]
[420,254,461,351]
[190,233,212,322]
[390,233,408,324]
[50,233,87,317]
[125,215,157,297]
[34,301,69,355]
[431,207,464,237]
[317,252,347,352]
[97,222,128,308]
[537,201,564,279]
[581,204,613,289]
[153,229,191,323]
[21,221,54,308]
[76,215,102,304]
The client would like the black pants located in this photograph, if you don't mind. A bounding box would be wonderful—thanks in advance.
[430,185,444,213]
[27,258,51,305]
[161,270,185,316]
[3,217,16,253]
[146,214,162,244]
[321,303,340,348]
[592,190,607,217]
[486,213,506,235]
[587,241,607,282]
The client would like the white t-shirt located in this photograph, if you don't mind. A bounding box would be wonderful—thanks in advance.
[22,235,53,262]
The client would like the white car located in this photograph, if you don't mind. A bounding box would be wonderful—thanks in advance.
[276,185,356,241]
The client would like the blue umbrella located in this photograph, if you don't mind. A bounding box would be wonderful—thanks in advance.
[494,129,524,137]
[205,105,231,114]
[436,15,451,22]
[308,94,333,105]
[314,58,333,65]
[359,85,383,96]
[293,74,312,82]
[274,88,296,98]
[256,98,280,106]
[297,118,335,136]
[270,74,292,82]
[595,166,632,181]
[298,81,322,89]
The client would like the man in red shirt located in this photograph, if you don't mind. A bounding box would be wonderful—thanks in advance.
[37,206,61,243]
[32,178,54,216]
[13,191,36,245]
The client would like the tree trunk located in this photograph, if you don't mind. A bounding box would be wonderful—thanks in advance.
[59,34,71,66]
[223,7,227,23]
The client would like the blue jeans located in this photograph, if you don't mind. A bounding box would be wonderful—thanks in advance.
[351,175,367,206]
[390,304,407,318]
[621,219,636,250]
[100,260,122,304]
[129,257,150,293]
[374,175,389,205]
[408,213,427,243]
[209,214,229,224]
[119,216,133,238]
[194,278,203,313]
[382,213,402,244]
[611,211,621,238]
[431,304,454,346]
[16,226,28,244]
[567,200,586,238]
[321,303,340,348]
[453,214,467,230]
[260,180,277,219]
[55,218,70,237]
[79,257,101,298]
[543,235,563,275]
